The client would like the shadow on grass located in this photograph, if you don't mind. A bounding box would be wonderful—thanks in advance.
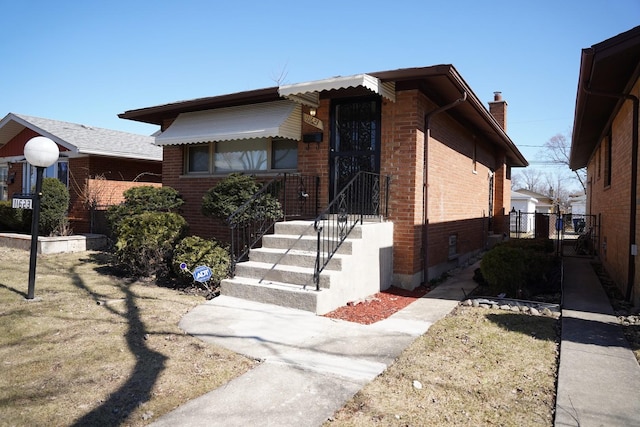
[485,312,558,342]
[0,282,27,299]
[68,252,168,426]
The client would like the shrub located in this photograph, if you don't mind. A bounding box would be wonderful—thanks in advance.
[113,212,188,277]
[171,236,230,288]
[0,201,28,232]
[107,186,183,236]
[201,173,282,225]
[21,178,70,236]
[480,245,527,297]
[480,239,558,298]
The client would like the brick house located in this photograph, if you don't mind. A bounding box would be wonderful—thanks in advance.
[120,65,527,291]
[570,25,640,306]
[0,113,162,234]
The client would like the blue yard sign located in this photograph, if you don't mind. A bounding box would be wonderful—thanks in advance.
[192,265,213,283]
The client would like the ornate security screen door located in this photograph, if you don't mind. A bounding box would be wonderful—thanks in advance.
[330,98,381,200]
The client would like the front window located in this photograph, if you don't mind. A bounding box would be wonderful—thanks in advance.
[23,160,69,192]
[0,164,8,201]
[272,139,298,169]
[215,139,268,172]
[187,144,210,173]
[185,138,298,174]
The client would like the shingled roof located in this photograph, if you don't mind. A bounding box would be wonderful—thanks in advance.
[0,113,162,161]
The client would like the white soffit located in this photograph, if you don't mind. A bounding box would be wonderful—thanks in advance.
[278,74,396,107]
[155,100,302,146]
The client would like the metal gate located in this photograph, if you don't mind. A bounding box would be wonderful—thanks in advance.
[509,210,599,257]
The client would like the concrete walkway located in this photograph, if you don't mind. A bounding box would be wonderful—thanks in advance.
[150,263,479,427]
[149,255,640,427]
[555,255,640,427]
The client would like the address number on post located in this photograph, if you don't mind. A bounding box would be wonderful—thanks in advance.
[12,198,33,210]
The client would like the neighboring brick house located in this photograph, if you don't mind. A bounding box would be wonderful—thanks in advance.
[120,65,527,289]
[0,113,162,233]
[570,25,640,306]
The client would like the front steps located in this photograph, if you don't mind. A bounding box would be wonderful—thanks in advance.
[220,220,394,315]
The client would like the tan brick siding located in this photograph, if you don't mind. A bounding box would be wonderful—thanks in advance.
[587,77,640,305]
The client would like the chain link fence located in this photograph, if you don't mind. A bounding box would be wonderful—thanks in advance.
[509,210,599,256]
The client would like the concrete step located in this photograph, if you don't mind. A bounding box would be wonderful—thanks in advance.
[249,247,344,271]
[261,234,354,254]
[233,260,333,289]
[274,220,363,239]
[221,277,321,312]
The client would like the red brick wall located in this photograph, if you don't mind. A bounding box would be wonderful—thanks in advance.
[162,145,233,241]
[379,90,424,278]
[587,78,640,305]
[160,91,515,286]
[67,156,162,233]
[425,102,499,272]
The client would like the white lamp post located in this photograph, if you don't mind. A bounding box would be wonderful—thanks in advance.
[24,136,59,300]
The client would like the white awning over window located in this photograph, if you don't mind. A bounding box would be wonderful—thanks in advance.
[155,100,301,146]
[278,74,396,107]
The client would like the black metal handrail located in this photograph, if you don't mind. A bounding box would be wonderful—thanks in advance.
[228,173,319,274]
[313,171,390,290]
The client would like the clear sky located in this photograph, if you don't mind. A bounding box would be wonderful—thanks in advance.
[1,0,638,166]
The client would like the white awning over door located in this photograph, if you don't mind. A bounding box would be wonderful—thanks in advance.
[155,100,301,146]
[278,74,396,107]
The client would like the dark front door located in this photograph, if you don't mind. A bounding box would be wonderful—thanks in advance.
[330,97,381,200]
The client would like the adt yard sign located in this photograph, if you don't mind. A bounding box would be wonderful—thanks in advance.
[193,265,213,283]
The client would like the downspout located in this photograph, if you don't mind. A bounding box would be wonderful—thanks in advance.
[584,85,639,302]
[422,91,468,282]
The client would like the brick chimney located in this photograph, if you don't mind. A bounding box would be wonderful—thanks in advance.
[488,91,507,132]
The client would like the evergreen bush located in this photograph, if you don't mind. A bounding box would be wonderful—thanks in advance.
[114,211,188,277]
[21,178,70,236]
[107,185,183,236]
[201,173,282,225]
[480,238,557,298]
[0,201,27,232]
[171,236,230,288]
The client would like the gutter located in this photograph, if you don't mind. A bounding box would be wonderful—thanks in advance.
[421,91,468,282]
[584,84,639,302]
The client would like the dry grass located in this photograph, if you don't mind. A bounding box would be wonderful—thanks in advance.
[326,306,559,426]
[0,247,255,427]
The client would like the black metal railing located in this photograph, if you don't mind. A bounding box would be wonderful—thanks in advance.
[313,171,390,289]
[228,173,319,274]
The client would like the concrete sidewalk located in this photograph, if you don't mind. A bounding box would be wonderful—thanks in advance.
[149,254,640,427]
[150,263,479,427]
[555,256,640,427]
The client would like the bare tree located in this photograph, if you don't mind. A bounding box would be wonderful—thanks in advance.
[512,168,547,193]
[544,172,573,209]
[270,63,289,86]
[542,132,587,194]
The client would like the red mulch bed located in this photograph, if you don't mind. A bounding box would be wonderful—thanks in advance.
[322,285,431,325]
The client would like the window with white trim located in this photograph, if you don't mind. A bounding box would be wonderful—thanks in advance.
[23,160,69,192]
[185,138,298,174]
[0,164,8,201]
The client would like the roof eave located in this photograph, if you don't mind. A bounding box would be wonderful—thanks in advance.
[119,87,281,126]
[570,25,640,170]
[120,65,528,166]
